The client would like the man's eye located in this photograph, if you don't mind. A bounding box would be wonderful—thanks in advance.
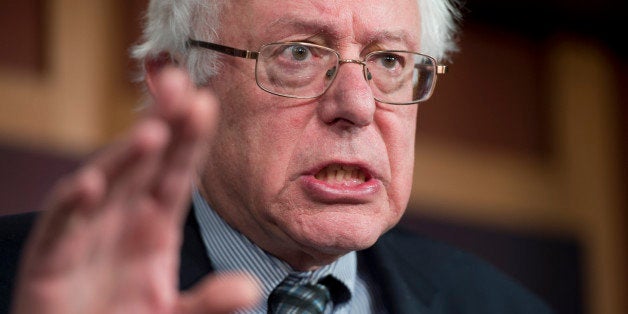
[290,45,310,61]
[380,54,401,69]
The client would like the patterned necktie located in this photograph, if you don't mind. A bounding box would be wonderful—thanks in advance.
[267,275,331,314]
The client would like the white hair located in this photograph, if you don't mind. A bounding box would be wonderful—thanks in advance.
[419,0,462,60]
[132,0,461,85]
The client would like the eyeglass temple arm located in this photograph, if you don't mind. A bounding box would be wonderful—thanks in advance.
[187,39,259,59]
[416,63,448,74]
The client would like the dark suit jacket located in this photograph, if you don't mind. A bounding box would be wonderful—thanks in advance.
[0,211,552,314]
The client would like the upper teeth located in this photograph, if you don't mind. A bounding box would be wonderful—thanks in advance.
[314,165,366,184]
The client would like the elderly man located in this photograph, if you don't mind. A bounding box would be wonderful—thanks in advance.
[1,0,552,313]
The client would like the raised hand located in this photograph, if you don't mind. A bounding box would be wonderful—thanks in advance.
[11,68,259,314]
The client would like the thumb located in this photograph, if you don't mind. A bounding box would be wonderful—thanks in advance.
[177,273,260,314]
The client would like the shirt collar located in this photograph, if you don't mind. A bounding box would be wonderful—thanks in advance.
[192,189,356,312]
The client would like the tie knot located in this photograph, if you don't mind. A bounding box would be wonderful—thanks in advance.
[268,275,331,314]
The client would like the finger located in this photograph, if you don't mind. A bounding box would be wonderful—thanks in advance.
[22,167,105,269]
[149,73,218,213]
[100,118,171,205]
[153,91,215,210]
[42,164,106,217]
[149,67,195,122]
[92,67,191,189]
[177,273,260,314]
[23,111,171,269]
[91,117,170,186]
[71,69,192,210]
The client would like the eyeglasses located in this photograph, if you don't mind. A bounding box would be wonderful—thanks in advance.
[187,39,448,105]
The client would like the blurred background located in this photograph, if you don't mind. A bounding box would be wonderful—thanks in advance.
[0,1,626,313]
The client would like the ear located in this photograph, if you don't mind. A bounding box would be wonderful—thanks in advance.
[145,52,178,95]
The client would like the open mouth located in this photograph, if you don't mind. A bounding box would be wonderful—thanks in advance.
[313,164,369,186]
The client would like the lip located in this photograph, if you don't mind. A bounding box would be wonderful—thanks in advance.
[299,161,382,204]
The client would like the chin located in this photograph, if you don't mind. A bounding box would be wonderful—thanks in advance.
[291,210,395,255]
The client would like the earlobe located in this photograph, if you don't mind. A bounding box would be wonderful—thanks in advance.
[145,52,177,95]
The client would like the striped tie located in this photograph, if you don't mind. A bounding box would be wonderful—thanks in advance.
[268,275,331,314]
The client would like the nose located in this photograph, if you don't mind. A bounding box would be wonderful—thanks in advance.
[317,60,376,129]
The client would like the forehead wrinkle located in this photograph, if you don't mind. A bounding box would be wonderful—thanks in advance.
[267,16,343,39]
[266,16,417,51]
[349,5,419,50]
[250,0,420,51]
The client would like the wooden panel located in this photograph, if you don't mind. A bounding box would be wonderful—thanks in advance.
[0,1,133,153]
[547,38,625,314]
[123,0,148,54]
[93,0,148,138]
[621,59,628,312]
[0,0,44,73]
[421,23,549,157]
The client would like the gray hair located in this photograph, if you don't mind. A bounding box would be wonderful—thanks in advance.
[132,0,461,85]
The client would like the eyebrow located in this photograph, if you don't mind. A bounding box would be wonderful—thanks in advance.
[364,29,419,51]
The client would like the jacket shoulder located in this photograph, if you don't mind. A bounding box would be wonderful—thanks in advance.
[364,227,554,313]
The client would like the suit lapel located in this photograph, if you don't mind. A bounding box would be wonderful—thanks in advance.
[178,208,214,291]
[358,232,439,314]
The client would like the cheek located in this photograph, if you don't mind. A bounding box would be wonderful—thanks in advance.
[220,100,315,203]
[254,111,316,197]
[380,107,417,208]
